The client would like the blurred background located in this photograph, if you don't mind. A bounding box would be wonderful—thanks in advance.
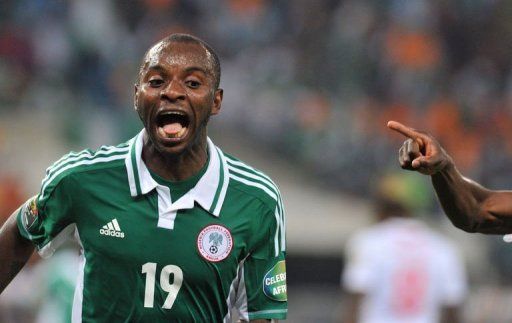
[2,0,512,322]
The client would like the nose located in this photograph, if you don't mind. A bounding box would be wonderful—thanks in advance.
[161,80,186,102]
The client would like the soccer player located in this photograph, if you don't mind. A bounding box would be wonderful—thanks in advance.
[0,34,287,322]
[387,120,512,235]
[342,191,467,323]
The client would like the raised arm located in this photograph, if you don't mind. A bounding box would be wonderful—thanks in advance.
[387,120,512,234]
[0,208,34,294]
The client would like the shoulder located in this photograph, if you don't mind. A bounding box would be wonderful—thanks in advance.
[39,141,130,202]
[220,151,286,255]
[223,152,283,212]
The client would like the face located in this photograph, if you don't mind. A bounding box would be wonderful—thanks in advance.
[135,41,222,156]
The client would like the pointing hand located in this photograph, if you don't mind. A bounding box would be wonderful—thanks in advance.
[387,121,453,175]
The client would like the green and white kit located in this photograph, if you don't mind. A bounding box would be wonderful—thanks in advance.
[17,130,287,322]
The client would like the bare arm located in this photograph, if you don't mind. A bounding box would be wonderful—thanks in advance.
[387,120,512,234]
[431,163,512,233]
[0,209,34,294]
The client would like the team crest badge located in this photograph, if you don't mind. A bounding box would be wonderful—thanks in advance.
[197,225,233,262]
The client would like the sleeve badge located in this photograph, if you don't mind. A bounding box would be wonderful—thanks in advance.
[263,260,287,301]
[21,196,39,229]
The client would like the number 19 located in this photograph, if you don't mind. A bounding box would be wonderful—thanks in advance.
[141,262,183,309]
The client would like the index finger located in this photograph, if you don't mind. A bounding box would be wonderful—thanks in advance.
[387,120,423,141]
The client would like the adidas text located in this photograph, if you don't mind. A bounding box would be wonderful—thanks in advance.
[100,219,125,238]
[99,228,125,238]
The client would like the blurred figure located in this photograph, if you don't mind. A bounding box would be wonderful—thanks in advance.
[341,187,467,323]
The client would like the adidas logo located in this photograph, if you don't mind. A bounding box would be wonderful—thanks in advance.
[99,219,125,238]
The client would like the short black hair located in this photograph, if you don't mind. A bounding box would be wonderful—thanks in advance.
[139,33,221,89]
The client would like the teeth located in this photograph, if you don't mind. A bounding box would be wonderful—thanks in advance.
[161,111,185,116]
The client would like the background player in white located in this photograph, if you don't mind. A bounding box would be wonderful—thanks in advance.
[342,188,467,323]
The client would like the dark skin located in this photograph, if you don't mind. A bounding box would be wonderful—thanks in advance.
[0,208,34,294]
[135,40,223,181]
[387,120,512,234]
[0,39,273,322]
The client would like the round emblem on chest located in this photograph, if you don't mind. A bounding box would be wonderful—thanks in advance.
[197,224,233,262]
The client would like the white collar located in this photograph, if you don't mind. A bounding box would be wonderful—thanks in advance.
[125,129,230,217]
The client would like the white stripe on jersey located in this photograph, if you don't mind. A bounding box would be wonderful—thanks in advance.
[226,157,286,254]
[213,147,230,215]
[42,146,129,188]
[223,257,248,323]
[227,165,278,197]
[45,145,129,177]
[228,173,278,201]
[40,153,127,201]
[225,157,279,188]
[72,230,85,323]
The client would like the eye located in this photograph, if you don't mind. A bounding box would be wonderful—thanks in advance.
[185,80,201,89]
[148,78,164,88]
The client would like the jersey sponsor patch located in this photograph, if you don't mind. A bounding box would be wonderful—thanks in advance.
[22,196,39,229]
[263,260,287,301]
[197,224,233,262]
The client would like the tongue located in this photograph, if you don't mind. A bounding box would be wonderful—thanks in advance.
[162,123,183,135]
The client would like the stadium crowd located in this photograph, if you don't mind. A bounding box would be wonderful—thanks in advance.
[2,0,512,197]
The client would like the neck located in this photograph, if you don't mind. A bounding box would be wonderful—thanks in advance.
[142,136,209,182]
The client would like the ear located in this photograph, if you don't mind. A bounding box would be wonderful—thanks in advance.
[211,88,223,116]
[134,83,139,111]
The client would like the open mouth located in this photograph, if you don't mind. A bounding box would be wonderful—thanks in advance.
[156,111,190,140]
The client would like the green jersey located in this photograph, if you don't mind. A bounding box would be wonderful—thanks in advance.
[17,130,287,322]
